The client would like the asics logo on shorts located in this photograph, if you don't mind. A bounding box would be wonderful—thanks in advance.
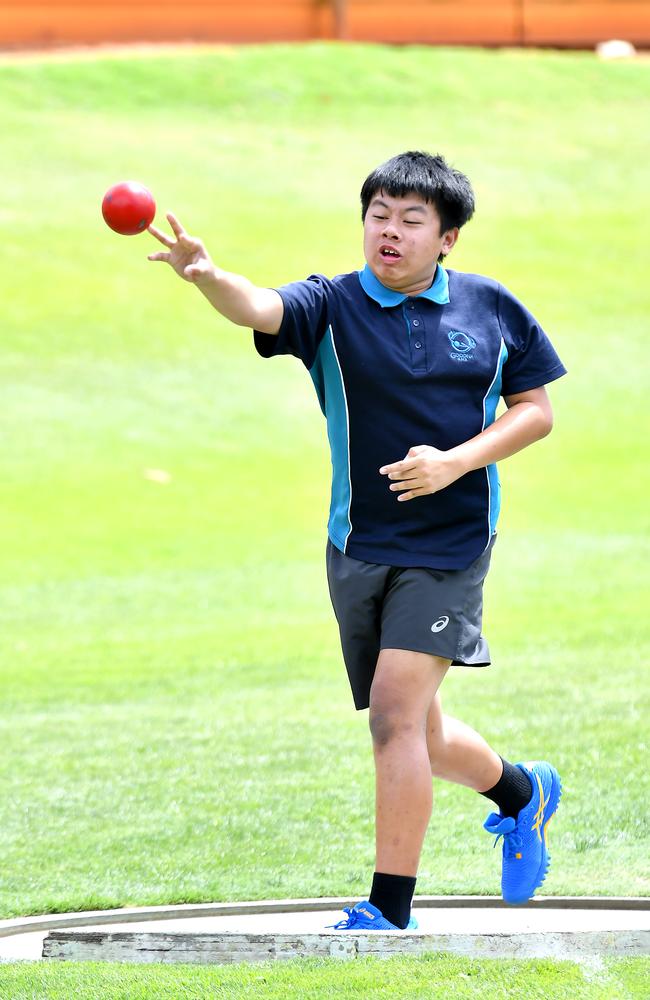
[431,615,450,633]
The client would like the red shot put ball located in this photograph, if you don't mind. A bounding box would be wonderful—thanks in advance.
[102,181,156,236]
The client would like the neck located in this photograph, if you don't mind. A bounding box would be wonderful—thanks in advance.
[373,264,438,296]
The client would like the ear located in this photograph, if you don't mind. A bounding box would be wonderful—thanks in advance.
[440,227,459,256]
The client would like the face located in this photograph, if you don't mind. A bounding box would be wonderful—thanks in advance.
[363,191,458,294]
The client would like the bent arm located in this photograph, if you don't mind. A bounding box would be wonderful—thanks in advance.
[450,386,554,475]
[380,386,556,501]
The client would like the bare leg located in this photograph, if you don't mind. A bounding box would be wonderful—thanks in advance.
[426,692,502,792]
[369,648,450,877]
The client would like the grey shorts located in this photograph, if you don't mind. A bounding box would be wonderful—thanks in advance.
[326,535,496,711]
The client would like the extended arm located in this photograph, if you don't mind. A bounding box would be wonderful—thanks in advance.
[379,387,554,501]
[147,212,283,334]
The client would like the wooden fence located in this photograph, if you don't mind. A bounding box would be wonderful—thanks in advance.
[1,1,648,51]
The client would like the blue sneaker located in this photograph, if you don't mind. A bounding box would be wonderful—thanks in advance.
[484,760,562,905]
[326,900,418,931]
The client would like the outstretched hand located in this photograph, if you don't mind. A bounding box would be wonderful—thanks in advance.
[147,212,215,283]
[379,445,464,501]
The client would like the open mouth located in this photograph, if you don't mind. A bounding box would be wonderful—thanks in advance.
[380,246,402,260]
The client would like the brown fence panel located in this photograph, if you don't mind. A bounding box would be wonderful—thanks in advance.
[345,2,519,46]
[0,1,329,48]
[525,1,650,47]
[0,0,649,50]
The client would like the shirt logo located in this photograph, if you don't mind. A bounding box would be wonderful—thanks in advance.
[431,615,450,633]
[448,330,476,362]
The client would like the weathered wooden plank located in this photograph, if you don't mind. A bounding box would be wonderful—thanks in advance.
[42,927,650,964]
[43,930,361,963]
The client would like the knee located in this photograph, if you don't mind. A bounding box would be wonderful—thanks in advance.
[368,703,418,748]
[369,709,396,747]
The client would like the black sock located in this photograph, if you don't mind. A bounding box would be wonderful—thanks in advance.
[368,871,416,929]
[481,757,533,820]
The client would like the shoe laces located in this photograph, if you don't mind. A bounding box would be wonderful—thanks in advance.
[487,815,523,859]
[326,906,359,930]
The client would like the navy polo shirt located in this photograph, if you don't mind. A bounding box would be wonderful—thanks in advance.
[254,265,566,570]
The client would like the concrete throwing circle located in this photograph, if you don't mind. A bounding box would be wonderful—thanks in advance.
[1,897,648,964]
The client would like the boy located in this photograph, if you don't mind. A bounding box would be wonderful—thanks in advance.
[147,151,565,931]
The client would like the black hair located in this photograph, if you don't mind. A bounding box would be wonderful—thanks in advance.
[360,151,475,235]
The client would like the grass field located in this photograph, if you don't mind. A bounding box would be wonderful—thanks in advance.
[0,41,648,996]
[0,953,648,999]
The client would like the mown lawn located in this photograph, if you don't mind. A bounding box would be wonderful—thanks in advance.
[0,41,648,995]
[1,954,649,999]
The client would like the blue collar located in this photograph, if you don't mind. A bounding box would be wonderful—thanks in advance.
[358,263,450,308]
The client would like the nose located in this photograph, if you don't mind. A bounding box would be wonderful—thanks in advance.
[382,220,400,240]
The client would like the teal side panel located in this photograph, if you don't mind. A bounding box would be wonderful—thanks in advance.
[483,339,509,535]
[308,327,352,548]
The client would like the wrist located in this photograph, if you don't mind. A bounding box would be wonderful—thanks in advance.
[446,444,472,478]
[194,263,220,288]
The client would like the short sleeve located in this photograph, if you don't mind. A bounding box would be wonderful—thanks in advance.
[498,284,567,396]
[253,273,333,369]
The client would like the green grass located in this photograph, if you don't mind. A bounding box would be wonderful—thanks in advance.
[0,955,648,999]
[0,41,649,994]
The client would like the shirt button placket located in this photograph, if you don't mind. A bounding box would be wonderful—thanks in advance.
[403,301,427,372]
[411,315,426,372]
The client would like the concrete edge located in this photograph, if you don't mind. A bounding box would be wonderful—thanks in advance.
[2,896,649,940]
